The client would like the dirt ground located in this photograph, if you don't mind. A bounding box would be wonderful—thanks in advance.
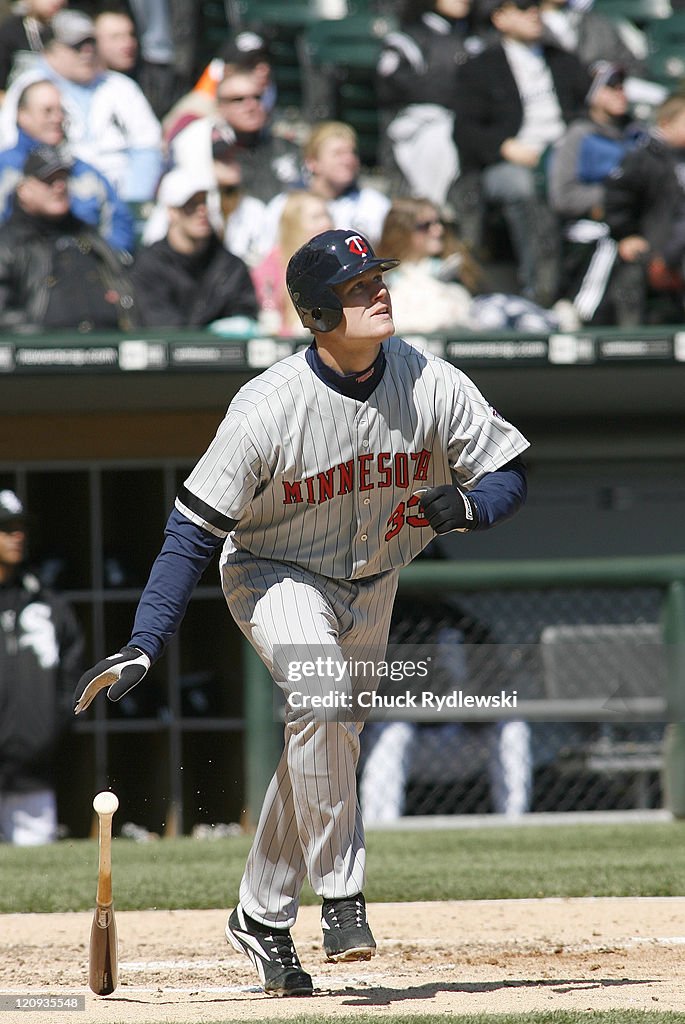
[2,898,684,1023]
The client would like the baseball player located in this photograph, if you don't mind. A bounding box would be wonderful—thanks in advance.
[73,229,530,997]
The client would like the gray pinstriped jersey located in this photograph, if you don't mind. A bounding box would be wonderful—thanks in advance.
[177,337,530,580]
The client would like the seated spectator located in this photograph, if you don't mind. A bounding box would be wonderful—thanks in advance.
[380,197,475,331]
[192,30,277,116]
[0,78,134,252]
[162,31,277,148]
[170,67,301,204]
[0,145,138,331]
[142,134,268,266]
[603,92,685,324]
[376,0,483,205]
[263,121,391,251]
[452,0,590,307]
[251,190,334,336]
[0,0,65,99]
[94,8,138,76]
[131,167,259,327]
[0,9,163,203]
[548,62,646,324]
[304,122,391,245]
[379,195,574,332]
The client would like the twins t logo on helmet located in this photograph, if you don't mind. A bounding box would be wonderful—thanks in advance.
[345,235,369,256]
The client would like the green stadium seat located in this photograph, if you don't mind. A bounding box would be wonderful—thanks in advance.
[297,11,398,167]
[593,0,672,25]
[646,12,685,86]
[198,1,231,67]
[227,0,318,30]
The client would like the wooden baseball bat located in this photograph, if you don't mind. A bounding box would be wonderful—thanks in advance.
[89,791,119,996]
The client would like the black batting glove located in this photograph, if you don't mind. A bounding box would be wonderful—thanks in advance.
[74,646,151,715]
[418,485,479,534]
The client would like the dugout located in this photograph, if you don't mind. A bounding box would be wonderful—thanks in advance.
[1,325,684,836]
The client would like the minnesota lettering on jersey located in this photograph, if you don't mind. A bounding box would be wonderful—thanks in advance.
[282,449,432,506]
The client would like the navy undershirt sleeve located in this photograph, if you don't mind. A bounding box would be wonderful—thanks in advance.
[467,458,528,530]
[128,507,228,662]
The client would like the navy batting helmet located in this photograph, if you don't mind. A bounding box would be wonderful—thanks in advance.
[286,229,399,333]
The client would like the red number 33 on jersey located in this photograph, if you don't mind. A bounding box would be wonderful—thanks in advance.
[385,493,430,541]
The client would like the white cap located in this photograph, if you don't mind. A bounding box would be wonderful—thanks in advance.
[50,10,96,47]
[157,168,214,209]
[0,489,26,525]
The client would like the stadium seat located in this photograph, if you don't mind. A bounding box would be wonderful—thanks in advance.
[646,12,685,86]
[297,11,398,166]
[198,1,230,66]
[594,0,673,25]
[227,0,317,28]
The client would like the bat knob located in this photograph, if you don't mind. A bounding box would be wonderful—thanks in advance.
[93,791,119,816]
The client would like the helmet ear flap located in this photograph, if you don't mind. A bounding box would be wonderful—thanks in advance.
[290,277,343,332]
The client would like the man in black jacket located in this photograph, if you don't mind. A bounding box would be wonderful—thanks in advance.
[132,167,259,327]
[0,144,138,332]
[0,490,84,845]
[452,0,590,305]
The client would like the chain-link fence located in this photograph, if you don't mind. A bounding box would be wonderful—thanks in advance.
[358,584,667,819]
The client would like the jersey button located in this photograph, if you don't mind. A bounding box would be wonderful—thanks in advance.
[360,534,368,541]
[363,498,371,505]
[362,440,369,448]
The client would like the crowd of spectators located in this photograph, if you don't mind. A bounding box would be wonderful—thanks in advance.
[0,0,683,334]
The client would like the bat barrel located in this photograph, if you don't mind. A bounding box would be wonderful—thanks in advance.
[89,906,118,996]
[89,791,119,996]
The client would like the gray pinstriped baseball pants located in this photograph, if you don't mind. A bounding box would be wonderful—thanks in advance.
[221,553,399,929]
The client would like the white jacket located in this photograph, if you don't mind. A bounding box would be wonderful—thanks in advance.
[0,62,163,201]
[385,261,473,334]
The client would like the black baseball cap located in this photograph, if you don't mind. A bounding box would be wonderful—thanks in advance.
[587,61,627,103]
[0,489,27,528]
[23,145,72,181]
[220,31,269,68]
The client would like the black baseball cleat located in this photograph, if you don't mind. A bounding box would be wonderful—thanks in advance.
[321,892,377,962]
[225,905,314,997]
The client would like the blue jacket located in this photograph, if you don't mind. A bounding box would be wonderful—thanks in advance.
[0,130,135,252]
